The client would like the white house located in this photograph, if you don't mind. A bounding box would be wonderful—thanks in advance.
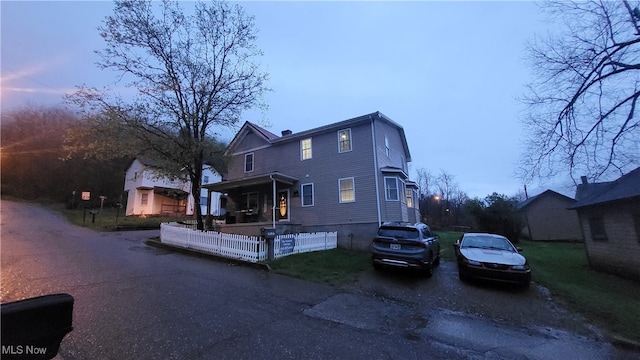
[124,157,223,217]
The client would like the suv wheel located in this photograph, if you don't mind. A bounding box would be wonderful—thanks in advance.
[422,261,433,278]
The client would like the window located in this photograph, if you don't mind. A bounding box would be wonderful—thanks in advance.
[244,153,254,172]
[339,177,355,203]
[406,189,414,208]
[385,136,390,157]
[338,129,352,153]
[588,217,607,241]
[203,175,209,184]
[241,192,259,211]
[301,183,314,207]
[141,193,148,205]
[301,138,312,160]
[385,177,399,201]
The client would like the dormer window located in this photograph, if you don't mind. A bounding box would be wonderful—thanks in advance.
[244,152,254,172]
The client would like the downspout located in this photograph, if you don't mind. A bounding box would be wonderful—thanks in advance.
[270,173,276,228]
[370,115,382,226]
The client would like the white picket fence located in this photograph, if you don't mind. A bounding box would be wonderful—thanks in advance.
[272,232,337,259]
[160,223,337,262]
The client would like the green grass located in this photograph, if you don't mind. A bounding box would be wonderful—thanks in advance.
[47,203,189,231]
[268,233,640,343]
[267,248,370,286]
[435,231,461,261]
[520,241,640,343]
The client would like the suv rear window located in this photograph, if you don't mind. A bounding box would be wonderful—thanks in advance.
[377,227,419,239]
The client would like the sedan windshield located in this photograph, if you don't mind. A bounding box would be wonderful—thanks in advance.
[462,236,514,252]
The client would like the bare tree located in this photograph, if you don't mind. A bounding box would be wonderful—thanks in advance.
[435,170,458,203]
[414,167,434,198]
[67,0,269,229]
[521,0,640,184]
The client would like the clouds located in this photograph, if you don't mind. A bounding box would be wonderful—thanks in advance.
[1,1,551,198]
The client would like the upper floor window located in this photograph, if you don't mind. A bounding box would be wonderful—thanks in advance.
[301,138,312,160]
[301,183,314,207]
[338,129,352,153]
[385,177,399,201]
[203,175,209,184]
[339,177,355,203]
[406,189,414,207]
[244,153,254,173]
[385,136,390,157]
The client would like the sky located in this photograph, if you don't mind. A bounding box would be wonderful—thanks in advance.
[0,0,563,199]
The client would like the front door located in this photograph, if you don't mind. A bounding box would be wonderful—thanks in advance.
[277,189,290,221]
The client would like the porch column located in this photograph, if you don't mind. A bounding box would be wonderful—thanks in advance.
[271,176,276,228]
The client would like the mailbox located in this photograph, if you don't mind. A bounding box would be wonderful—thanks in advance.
[261,227,276,241]
[260,228,277,260]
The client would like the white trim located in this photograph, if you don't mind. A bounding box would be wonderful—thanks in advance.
[301,183,314,207]
[338,177,355,203]
[337,128,352,153]
[384,176,399,201]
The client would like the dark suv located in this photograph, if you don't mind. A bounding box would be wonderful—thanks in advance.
[371,222,440,277]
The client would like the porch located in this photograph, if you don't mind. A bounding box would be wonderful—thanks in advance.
[203,171,299,233]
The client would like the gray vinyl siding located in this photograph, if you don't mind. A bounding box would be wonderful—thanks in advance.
[224,115,414,228]
[225,122,379,226]
[374,120,408,171]
[275,124,378,226]
[233,131,269,154]
[374,120,411,222]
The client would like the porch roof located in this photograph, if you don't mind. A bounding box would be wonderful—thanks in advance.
[203,172,298,192]
[152,186,189,199]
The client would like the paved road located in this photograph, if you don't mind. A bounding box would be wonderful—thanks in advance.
[1,201,637,359]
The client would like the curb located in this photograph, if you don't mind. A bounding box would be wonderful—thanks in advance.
[607,333,640,352]
[144,238,272,272]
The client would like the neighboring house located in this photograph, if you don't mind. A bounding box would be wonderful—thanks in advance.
[517,190,583,242]
[203,111,420,250]
[569,167,640,281]
[124,156,223,217]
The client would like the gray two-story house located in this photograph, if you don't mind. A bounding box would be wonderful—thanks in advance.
[204,111,420,250]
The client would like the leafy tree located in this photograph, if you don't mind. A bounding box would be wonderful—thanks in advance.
[1,106,127,204]
[67,0,269,229]
[465,193,522,242]
[521,0,640,184]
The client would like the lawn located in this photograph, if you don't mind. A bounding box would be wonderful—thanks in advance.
[520,241,640,344]
[268,232,640,344]
[268,248,370,286]
[48,203,189,231]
